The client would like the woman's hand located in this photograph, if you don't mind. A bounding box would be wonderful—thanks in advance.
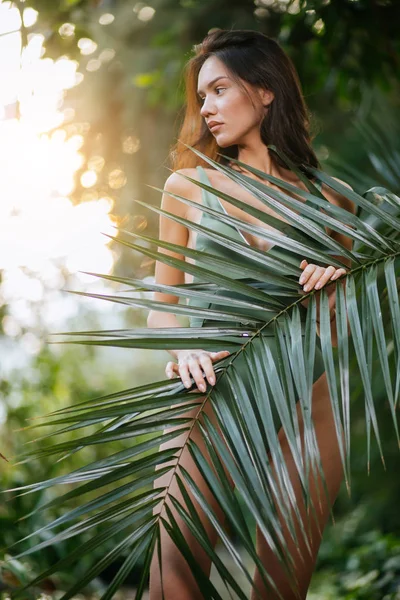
[299,259,346,292]
[165,349,231,392]
[299,259,348,330]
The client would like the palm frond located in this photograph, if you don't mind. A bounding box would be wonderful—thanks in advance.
[5,145,400,599]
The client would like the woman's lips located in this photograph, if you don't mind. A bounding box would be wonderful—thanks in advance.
[209,123,223,132]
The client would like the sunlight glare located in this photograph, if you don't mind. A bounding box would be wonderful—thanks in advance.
[0,2,116,282]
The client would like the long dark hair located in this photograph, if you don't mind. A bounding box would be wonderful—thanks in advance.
[170,28,320,174]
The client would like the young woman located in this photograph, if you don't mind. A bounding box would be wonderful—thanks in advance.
[148,29,355,599]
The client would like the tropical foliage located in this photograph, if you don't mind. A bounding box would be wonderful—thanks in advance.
[4,145,400,599]
[313,524,400,599]
[19,0,400,210]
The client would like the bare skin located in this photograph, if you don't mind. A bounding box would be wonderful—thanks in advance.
[150,372,343,600]
[148,54,355,599]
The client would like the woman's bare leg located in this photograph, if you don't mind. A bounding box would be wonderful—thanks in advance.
[251,372,344,600]
[149,394,235,600]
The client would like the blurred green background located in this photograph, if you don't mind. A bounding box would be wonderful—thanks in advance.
[1,0,400,597]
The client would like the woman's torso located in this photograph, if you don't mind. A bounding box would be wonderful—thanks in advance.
[182,165,326,284]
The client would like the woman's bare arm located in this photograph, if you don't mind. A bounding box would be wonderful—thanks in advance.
[147,170,191,359]
[299,178,356,347]
[147,169,231,390]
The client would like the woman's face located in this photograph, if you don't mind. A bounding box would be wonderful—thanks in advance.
[197,55,273,147]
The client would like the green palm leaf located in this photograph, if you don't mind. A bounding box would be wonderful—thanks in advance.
[5,145,400,599]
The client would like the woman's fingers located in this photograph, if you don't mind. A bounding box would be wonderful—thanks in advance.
[193,350,231,390]
[165,361,179,379]
[302,266,325,291]
[330,268,347,281]
[188,357,207,392]
[199,354,216,386]
[166,350,231,389]
[306,265,334,291]
[299,261,316,285]
[314,265,337,289]
[299,260,347,292]
[210,350,231,360]
[178,362,192,389]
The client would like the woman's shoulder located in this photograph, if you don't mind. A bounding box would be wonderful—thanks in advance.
[165,167,199,188]
[165,166,219,188]
[161,168,203,218]
[329,175,353,192]
[163,167,202,198]
[164,166,221,200]
[320,175,356,216]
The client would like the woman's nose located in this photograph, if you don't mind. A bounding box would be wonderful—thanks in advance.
[200,96,216,118]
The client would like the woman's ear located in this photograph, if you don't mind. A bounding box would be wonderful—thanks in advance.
[258,88,274,107]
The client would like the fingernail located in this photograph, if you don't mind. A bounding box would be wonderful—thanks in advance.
[185,380,191,388]
[303,284,310,291]
[315,282,321,289]
[199,384,205,392]
[210,377,215,385]
[299,276,305,284]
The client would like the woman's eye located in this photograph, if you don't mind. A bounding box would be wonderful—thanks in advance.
[199,88,226,104]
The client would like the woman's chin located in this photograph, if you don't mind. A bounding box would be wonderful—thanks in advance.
[214,134,231,148]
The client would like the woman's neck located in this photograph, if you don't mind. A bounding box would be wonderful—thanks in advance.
[235,144,274,176]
